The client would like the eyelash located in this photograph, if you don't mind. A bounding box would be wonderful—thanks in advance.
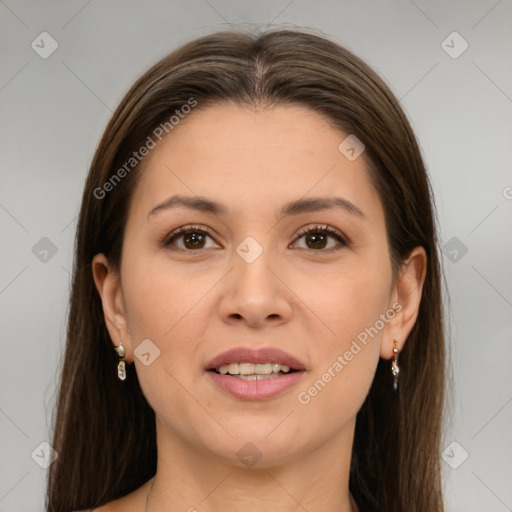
[162,224,349,253]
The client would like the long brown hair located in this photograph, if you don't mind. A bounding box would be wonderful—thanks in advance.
[47,28,447,511]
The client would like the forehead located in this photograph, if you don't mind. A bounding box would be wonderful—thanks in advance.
[128,103,383,224]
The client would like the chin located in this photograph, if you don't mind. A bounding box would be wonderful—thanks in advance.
[199,426,308,468]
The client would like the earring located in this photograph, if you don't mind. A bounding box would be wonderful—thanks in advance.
[391,339,400,391]
[115,344,127,381]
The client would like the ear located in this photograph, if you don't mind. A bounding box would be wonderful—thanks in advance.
[91,253,134,363]
[381,246,427,359]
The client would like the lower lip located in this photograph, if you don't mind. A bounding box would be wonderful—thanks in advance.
[207,371,305,400]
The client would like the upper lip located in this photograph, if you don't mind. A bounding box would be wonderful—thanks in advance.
[205,347,306,371]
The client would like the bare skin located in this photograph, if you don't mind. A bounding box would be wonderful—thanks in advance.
[92,104,426,512]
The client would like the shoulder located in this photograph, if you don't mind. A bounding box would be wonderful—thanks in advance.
[71,505,117,512]
[72,478,153,512]
[70,505,116,512]
[71,507,114,512]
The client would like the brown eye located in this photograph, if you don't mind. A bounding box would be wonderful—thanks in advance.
[292,225,348,252]
[163,226,218,251]
[182,231,206,249]
[304,231,329,250]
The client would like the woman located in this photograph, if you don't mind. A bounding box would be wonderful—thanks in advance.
[47,28,447,512]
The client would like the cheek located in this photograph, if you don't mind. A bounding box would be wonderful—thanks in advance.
[299,263,390,411]
[121,253,206,341]
[120,258,208,402]
[312,258,391,340]
[123,273,172,340]
[120,254,217,393]
[296,286,386,430]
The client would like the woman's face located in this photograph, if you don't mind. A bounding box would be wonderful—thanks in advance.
[94,104,422,468]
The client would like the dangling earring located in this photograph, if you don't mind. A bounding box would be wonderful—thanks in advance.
[391,339,400,391]
[115,344,127,381]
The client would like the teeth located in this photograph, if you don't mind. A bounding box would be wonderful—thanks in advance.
[217,362,292,376]
[232,373,282,380]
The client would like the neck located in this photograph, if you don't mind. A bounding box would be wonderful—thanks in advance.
[145,417,357,512]
[146,479,358,512]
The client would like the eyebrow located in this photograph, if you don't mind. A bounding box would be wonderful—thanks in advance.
[148,194,365,220]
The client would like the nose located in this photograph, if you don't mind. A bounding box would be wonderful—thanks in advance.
[218,246,293,329]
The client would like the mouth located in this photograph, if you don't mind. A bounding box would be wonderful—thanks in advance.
[205,346,306,374]
[205,346,306,400]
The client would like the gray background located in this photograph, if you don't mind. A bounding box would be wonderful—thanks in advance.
[1,1,511,510]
